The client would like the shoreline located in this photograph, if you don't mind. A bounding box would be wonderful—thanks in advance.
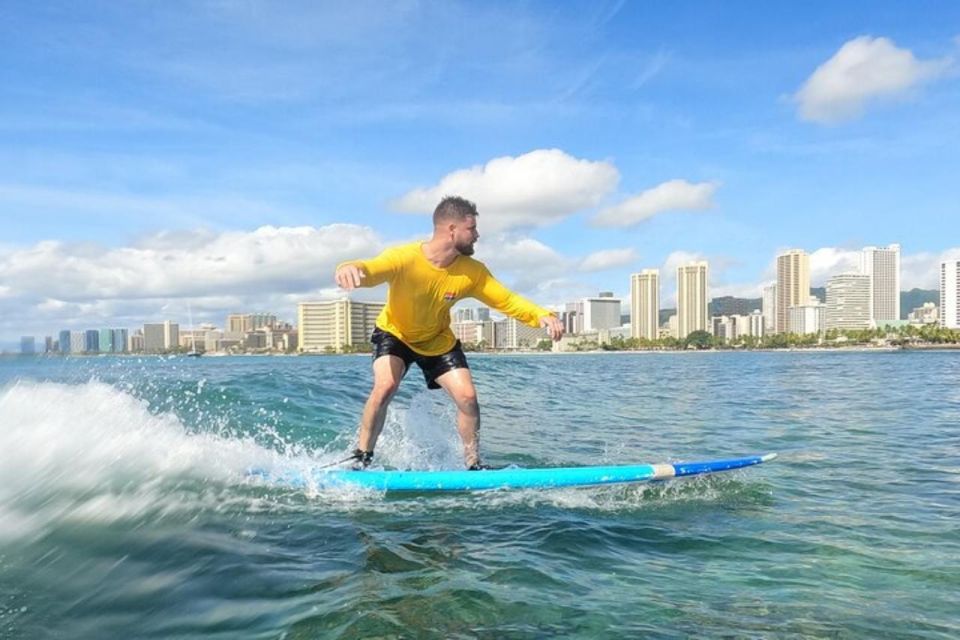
[6,344,960,358]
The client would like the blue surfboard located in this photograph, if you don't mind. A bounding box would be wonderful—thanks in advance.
[251,453,776,493]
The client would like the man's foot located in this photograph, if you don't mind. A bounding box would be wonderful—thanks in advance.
[467,462,492,471]
[350,449,374,470]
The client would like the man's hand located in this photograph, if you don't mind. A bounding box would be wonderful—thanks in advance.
[335,264,366,290]
[539,315,565,341]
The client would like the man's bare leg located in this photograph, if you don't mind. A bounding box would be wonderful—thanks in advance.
[434,367,481,468]
[356,355,407,455]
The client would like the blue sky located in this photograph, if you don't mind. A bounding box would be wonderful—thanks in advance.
[2,1,959,345]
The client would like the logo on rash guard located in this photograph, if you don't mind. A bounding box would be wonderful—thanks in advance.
[444,291,457,301]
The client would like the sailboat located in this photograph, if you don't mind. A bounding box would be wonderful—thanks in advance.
[187,302,202,358]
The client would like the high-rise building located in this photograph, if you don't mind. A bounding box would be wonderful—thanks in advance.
[298,299,384,353]
[582,293,622,332]
[825,274,871,331]
[70,331,86,353]
[677,261,709,339]
[112,329,129,354]
[85,330,100,353]
[861,244,901,325]
[749,310,765,338]
[227,314,252,333]
[453,308,475,323]
[908,302,939,325]
[630,269,660,341]
[99,328,114,353]
[58,330,71,354]
[941,260,960,329]
[129,330,145,353]
[227,313,277,333]
[20,336,36,355]
[494,317,548,349]
[776,250,810,334]
[762,284,777,333]
[563,302,584,335]
[788,297,825,335]
[143,321,179,353]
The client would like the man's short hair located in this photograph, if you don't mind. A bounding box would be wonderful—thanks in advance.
[433,196,478,225]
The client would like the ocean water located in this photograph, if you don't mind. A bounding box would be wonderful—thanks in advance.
[0,351,957,639]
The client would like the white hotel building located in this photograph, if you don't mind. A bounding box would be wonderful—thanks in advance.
[825,273,872,331]
[630,270,660,341]
[941,260,960,329]
[861,244,901,326]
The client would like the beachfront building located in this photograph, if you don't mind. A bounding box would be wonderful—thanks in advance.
[776,250,810,334]
[561,302,584,335]
[58,330,71,354]
[908,302,939,325]
[84,329,99,353]
[749,310,765,338]
[227,313,277,333]
[710,316,736,342]
[70,331,85,353]
[941,260,960,329]
[453,307,490,323]
[711,312,764,343]
[582,293,622,333]
[113,329,129,353]
[788,297,825,335]
[825,274,871,331]
[762,284,776,333]
[143,321,180,353]
[677,262,709,339]
[297,299,384,353]
[861,244,901,326]
[630,270,660,341]
[494,317,548,349]
[98,328,114,353]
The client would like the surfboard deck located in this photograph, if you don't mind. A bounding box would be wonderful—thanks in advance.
[250,453,776,493]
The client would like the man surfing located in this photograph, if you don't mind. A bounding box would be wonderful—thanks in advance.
[334,196,564,470]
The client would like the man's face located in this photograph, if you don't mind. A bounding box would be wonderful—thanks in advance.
[452,216,479,256]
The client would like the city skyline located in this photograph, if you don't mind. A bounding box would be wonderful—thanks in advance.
[2,4,960,347]
[14,245,953,353]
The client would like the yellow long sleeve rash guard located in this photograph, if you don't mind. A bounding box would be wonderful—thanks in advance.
[339,241,554,356]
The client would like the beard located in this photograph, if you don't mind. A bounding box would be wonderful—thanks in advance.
[456,240,476,256]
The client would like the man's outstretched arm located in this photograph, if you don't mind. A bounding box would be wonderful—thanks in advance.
[334,248,400,290]
[473,268,564,341]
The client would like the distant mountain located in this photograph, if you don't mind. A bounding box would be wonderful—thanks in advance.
[901,289,938,319]
[649,289,937,325]
[709,296,761,317]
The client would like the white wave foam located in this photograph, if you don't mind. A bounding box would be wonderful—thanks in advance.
[0,380,288,542]
[375,391,465,471]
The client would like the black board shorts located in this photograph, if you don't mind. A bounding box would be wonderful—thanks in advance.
[371,327,469,390]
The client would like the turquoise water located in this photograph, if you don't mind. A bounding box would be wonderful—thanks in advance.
[0,351,957,638]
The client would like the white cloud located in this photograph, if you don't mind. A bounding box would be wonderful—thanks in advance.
[579,248,638,272]
[658,251,708,307]
[808,247,861,286]
[902,248,960,290]
[766,246,958,291]
[391,149,619,233]
[476,234,570,292]
[0,225,386,336]
[592,179,718,228]
[794,36,953,124]
[0,224,382,302]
